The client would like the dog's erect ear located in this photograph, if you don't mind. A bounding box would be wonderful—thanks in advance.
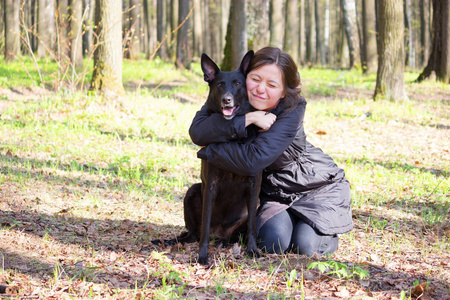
[201,53,220,83]
[239,50,254,76]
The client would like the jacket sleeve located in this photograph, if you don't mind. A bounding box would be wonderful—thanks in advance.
[197,102,306,176]
[189,104,248,146]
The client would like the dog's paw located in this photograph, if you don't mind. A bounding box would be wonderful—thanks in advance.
[246,248,261,259]
[197,255,209,266]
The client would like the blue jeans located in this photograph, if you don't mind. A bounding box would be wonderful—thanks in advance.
[257,209,339,256]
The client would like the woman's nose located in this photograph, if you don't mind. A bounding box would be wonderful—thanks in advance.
[256,82,265,93]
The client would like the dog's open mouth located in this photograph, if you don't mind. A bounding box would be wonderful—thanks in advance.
[222,106,239,119]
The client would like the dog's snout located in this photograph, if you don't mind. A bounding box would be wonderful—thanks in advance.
[222,92,234,106]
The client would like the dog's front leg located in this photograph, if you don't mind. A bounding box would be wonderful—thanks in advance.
[246,175,262,258]
[198,181,217,265]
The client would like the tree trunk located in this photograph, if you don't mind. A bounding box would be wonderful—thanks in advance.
[167,0,178,60]
[298,0,306,65]
[4,0,20,61]
[284,0,299,63]
[306,0,315,64]
[90,0,124,96]
[193,0,202,57]
[248,0,269,52]
[231,0,247,69]
[126,0,140,59]
[403,0,415,68]
[374,0,407,101]
[82,0,94,56]
[175,0,190,69]
[362,0,377,73]
[56,0,69,59]
[340,0,359,68]
[156,0,168,59]
[38,0,55,59]
[201,0,210,55]
[269,0,283,48]
[324,0,330,65]
[419,0,430,68]
[209,1,222,62]
[417,0,450,83]
[315,0,324,65]
[70,0,83,66]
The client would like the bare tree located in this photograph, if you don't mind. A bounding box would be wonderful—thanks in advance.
[315,0,324,65]
[404,0,415,68]
[90,0,124,96]
[362,0,377,73]
[4,0,20,61]
[417,0,450,83]
[269,0,283,48]
[419,0,430,68]
[37,0,55,58]
[298,0,306,64]
[374,0,408,101]
[284,0,299,62]
[175,0,191,69]
[247,0,269,51]
[157,0,168,59]
[306,0,315,64]
[231,0,247,69]
[127,0,141,59]
[193,0,202,57]
[340,0,359,68]
[70,0,83,67]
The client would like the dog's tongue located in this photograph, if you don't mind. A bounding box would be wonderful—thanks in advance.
[223,107,236,117]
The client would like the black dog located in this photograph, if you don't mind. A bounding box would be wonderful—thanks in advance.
[170,51,262,265]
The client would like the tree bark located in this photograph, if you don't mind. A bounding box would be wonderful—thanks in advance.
[38,0,55,59]
[306,0,315,64]
[403,0,415,68]
[175,0,190,69]
[298,0,306,65]
[70,0,83,66]
[269,0,283,48]
[201,0,210,55]
[315,0,324,65]
[126,0,140,59]
[374,0,408,101]
[248,0,269,52]
[4,0,20,61]
[340,0,359,68]
[419,0,430,68]
[90,0,124,96]
[417,0,450,83]
[193,0,202,57]
[284,0,299,63]
[231,0,247,69]
[82,0,95,56]
[157,0,168,59]
[362,0,377,73]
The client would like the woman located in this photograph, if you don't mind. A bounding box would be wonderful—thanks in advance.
[189,47,353,256]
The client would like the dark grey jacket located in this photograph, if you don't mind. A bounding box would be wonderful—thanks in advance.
[190,97,353,235]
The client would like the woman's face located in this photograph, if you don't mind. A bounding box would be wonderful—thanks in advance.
[246,63,286,111]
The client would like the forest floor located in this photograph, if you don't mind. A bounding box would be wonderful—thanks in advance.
[0,66,449,299]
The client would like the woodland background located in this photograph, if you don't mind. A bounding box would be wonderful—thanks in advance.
[0,0,449,299]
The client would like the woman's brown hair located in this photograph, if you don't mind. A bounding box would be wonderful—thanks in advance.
[249,47,303,111]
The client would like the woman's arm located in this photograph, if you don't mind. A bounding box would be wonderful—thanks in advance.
[197,101,306,176]
[189,104,248,146]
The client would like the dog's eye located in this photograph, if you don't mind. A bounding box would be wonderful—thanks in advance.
[234,82,241,86]
[217,82,224,87]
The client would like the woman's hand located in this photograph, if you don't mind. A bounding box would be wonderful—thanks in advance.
[245,111,277,132]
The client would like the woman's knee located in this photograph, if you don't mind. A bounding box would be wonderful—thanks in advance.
[291,221,339,256]
[257,210,293,254]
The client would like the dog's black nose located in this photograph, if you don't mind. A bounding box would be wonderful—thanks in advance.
[222,96,232,104]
